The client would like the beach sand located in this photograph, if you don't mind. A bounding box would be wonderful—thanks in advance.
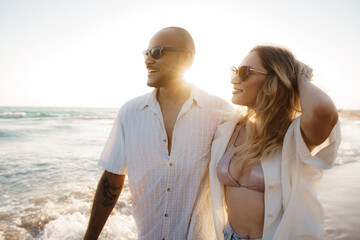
[319,160,360,240]
[319,115,360,240]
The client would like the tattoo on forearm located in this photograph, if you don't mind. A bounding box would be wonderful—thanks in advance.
[101,178,122,207]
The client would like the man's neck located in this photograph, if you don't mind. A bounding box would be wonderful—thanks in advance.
[156,81,192,106]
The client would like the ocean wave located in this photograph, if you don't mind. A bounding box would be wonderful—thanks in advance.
[335,145,360,166]
[71,114,115,120]
[0,183,136,240]
[0,129,23,138]
[0,112,49,119]
[0,111,116,120]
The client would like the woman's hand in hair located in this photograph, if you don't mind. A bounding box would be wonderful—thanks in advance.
[297,61,313,82]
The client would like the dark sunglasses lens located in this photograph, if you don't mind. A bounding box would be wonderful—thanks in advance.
[239,66,250,81]
[143,47,162,59]
[150,47,162,59]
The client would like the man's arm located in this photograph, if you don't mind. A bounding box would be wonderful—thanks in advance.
[84,170,125,240]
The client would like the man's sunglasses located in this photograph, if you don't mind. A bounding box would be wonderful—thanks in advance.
[143,46,189,60]
[230,66,267,81]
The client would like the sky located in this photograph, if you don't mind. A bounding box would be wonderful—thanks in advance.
[1,0,359,109]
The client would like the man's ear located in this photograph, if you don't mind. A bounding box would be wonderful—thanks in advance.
[183,51,194,70]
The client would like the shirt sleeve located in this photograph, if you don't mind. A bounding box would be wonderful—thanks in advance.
[273,117,341,240]
[292,116,341,169]
[98,108,127,175]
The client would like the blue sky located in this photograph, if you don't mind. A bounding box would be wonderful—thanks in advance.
[1,0,359,109]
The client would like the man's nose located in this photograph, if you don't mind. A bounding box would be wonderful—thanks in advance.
[144,52,155,64]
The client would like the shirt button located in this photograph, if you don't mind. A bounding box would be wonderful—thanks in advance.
[167,188,171,192]
[268,214,273,218]
[165,213,168,217]
[163,139,167,142]
[268,185,274,190]
[169,162,173,166]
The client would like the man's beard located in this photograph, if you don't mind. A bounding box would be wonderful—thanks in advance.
[147,76,180,88]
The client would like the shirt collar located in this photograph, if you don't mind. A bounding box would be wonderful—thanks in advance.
[136,88,158,110]
[189,85,205,108]
[137,84,205,110]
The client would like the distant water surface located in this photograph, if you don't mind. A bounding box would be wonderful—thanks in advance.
[0,106,359,239]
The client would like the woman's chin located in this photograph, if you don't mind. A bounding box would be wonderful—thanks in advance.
[231,95,242,105]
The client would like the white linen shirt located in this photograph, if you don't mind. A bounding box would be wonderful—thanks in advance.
[209,117,341,240]
[99,85,232,240]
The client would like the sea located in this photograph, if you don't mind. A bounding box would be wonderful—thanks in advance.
[0,106,359,240]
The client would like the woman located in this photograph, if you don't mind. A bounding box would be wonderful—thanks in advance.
[209,45,341,240]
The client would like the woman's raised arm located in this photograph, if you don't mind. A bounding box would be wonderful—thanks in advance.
[298,62,339,151]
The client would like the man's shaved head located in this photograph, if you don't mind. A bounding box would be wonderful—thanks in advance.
[152,27,195,55]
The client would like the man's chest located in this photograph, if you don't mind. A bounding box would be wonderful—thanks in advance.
[123,110,219,163]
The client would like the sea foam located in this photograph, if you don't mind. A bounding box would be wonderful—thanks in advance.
[0,112,42,118]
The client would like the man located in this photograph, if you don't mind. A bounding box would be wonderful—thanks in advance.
[84,27,232,240]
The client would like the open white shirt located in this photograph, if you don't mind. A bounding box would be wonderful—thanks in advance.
[99,85,232,240]
[210,117,341,240]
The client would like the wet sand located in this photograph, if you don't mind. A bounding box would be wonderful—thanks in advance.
[319,160,360,240]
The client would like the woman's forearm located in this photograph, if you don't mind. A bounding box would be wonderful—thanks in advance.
[298,66,338,149]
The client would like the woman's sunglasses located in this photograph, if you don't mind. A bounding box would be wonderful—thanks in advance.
[230,66,267,81]
[143,46,189,60]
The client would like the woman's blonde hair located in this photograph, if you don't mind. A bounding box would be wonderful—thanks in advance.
[233,45,302,173]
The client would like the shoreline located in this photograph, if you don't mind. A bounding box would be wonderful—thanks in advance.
[338,109,360,120]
